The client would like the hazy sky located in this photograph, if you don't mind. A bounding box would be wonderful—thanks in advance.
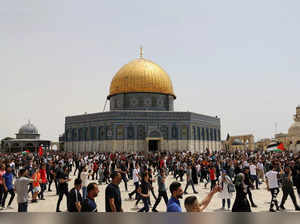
[1,0,299,142]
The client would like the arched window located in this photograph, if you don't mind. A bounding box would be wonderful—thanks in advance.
[107,126,113,139]
[90,127,96,141]
[78,128,83,141]
[83,127,88,141]
[72,128,77,141]
[206,128,209,141]
[127,127,134,139]
[117,126,124,139]
[172,127,178,139]
[181,127,188,139]
[98,127,105,140]
[160,126,169,140]
[137,126,146,140]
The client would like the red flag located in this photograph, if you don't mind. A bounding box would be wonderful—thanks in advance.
[26,149,30,153]
[277,143,285,151]
[38,146,43,156]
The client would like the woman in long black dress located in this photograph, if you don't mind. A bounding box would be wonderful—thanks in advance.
[232,173,251,212]
[192,163,198,185]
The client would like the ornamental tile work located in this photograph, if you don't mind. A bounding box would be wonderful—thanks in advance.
[65,111,221,153]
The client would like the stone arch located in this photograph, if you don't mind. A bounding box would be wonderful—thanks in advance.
[11,142,21,153]
[227,134,255,151]
[149,130,162,138]
[50,142,59,151]
[137,126,146,139]
[295,140,300,153]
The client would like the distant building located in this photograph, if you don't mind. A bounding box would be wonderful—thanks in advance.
[1,121,51,153]
[275,106,300,152]
[255,138,272,151]
[223,134,255,151]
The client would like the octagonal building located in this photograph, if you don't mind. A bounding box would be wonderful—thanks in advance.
[64,51,221,153]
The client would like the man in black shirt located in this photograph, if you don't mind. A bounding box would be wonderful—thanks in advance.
[81,183,99,212]
[105,171,123,212]
[68,178,82,212]
[56,166,71,212]
[55,162,63,195]
[47,161,56,192]
[243,167,257,208]
[279,166,300,211]
[119,161,128,191]
[138,173,150,212]
[152,169,168,212]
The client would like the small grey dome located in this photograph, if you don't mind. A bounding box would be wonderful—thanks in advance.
[18,121,39,135]
[232,139,243,145]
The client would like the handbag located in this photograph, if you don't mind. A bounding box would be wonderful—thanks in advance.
[228,182,235,193]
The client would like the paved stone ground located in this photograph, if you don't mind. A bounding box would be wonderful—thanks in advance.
[1,169,299,213]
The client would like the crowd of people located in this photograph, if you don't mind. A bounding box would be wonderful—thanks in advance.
[0,148,300,213]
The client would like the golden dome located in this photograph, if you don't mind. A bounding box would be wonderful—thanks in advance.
[108,58,175,99]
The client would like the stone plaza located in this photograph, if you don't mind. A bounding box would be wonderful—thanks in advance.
[1,168,299,213]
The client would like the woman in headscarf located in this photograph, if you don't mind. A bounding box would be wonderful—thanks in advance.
[218,170,233,210]
[232,173,251,212]
[192,163,198,185]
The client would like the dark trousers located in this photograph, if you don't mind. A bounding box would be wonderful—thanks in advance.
[2,189,15,207]
[121,175,128,191]
[153,191,168,210]
[149,186,157,201]
[173,169,178,178]
[270,188,279,210]
[129,182,139,199]
[210,179,217,191]
[39,183,46,199]
[222,199,231,209]
[18,202,28,212]
[0,185,4,205]
[138,196,149,212]
[247,187,256,206]
[201,174,209,183]
[92,170,98,180]
[250,175,259,189]
[48,177,57,191]
[56,188,68,212]
[184,180,197,193]
[175,173,184,182]
[280,187,299,209]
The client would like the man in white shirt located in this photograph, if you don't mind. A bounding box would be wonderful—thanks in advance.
[128,163,140,200]
[249,161,259,189]
[15,169,33,212]
[243,160,249,168]
[265,165,284,212]
[257,161,264,182]
[80,167,88,200]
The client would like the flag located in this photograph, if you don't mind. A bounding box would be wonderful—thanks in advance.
[38,146,43,157]
[277,143,285,151]
[267,142,285,152]
[226,133,230,141]
[26,149,30,153]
